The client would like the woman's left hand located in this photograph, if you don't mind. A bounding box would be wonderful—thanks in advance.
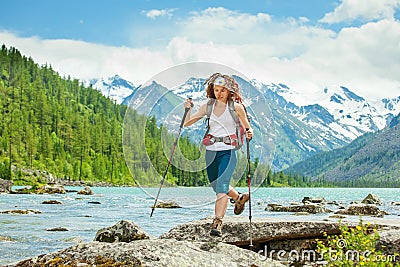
[246,128,253,140]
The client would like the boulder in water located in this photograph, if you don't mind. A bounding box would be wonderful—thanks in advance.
[0,178,12,193]
[335,204,388,217]
[152,200,181,209]
[302,196,327,205]
[94,220,150,243]
[1,209,42,214]
[266,204,332,214]
[42,200,62,204]
[77,186,94,195]
[361,193,382,205]
[46,227,68,231]
[36,185,66,194]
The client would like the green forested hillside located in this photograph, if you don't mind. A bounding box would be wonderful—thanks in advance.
[0,45,128,184]
[0,45,207,186]
[286,114,400,187]
[285,132,375,178]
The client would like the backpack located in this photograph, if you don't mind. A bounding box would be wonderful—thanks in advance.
[203,98,247,150]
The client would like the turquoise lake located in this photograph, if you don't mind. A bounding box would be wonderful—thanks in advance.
[1,186,399,265]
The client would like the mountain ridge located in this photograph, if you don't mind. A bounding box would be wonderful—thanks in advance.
[83,74,137,104]
[285,113,400,187]
[87,75,400,170]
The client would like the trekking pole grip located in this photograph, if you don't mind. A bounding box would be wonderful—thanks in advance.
[179,98,193,128]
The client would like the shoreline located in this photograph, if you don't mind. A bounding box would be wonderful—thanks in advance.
[5,216,400,266]
[0,186,399,265]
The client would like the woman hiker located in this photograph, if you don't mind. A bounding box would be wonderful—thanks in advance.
[183,73,253,236]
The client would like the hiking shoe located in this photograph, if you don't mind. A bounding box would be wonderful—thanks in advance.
[234,192,249,215]
[210,215,223,237]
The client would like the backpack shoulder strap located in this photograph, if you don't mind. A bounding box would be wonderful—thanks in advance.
[206,98,215,119]
[203,98,216,137]
[229,100,250,123]
[227,100,240,125]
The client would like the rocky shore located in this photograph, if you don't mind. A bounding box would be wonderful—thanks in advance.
[7,216,400,267]
[11,219,286,267]
[2,179,400,266]
[0,177,119,195]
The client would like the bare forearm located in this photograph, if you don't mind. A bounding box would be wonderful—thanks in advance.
[184,111,203,126]
[183,100,205,127]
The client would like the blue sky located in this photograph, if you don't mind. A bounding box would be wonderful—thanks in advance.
[1,0,337,46]
[1,0,400,100]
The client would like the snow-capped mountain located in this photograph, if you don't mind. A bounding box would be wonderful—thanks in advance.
[372,96,400,125]
[89,75,400,170]
[83,75,137,104]
[257,83,400,143]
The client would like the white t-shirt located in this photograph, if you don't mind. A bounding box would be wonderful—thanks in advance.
[206,102,236,151]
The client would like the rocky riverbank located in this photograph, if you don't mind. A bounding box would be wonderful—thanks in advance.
[7,216,400,267]
[10,219,286,267]
[0,177,121,194]
[2,181,400,266]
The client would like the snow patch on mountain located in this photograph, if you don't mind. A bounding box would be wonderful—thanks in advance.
[83,74,137,104]
[264,82,400,142]
[171,77,206,102]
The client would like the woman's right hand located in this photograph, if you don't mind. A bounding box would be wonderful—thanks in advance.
[184,98,194,110]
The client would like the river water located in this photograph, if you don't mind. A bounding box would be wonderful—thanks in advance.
[1,186,399,265]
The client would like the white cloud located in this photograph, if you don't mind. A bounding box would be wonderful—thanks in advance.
[184,8,271,44]
[0,31,173,86]
[166,37,244,65]
[181,7,334,59]
[144,8,175,19]
[294,19,400,98]
[1,6,399,101]
[170,8,400,99]
[320,0,400,24]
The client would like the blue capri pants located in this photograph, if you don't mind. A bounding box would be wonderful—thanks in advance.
[205,149,237,194]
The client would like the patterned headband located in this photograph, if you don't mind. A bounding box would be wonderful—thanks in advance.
[204,73,239,94]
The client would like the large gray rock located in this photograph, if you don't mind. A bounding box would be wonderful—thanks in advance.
[11,239,284,267]
[35,185,66,194]
[160,216,342,246]
[335,204,388,217]
[265,204,332,214]
[153,200,181,209]
[94,220,150,243]
[1,209,42,214]
[77,186,94,195]
[361,193,382,205]
[376,229,400,255]
[302,196,327,205]
[0,178,12,193]
[46,227,68,232]
[41,200,62,204]
[9,186,33,194]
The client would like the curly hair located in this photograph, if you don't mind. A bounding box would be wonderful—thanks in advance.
[206,84,215,98]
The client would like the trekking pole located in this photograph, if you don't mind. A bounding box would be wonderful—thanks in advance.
[246,134,253,247]
[150,99,192,217]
